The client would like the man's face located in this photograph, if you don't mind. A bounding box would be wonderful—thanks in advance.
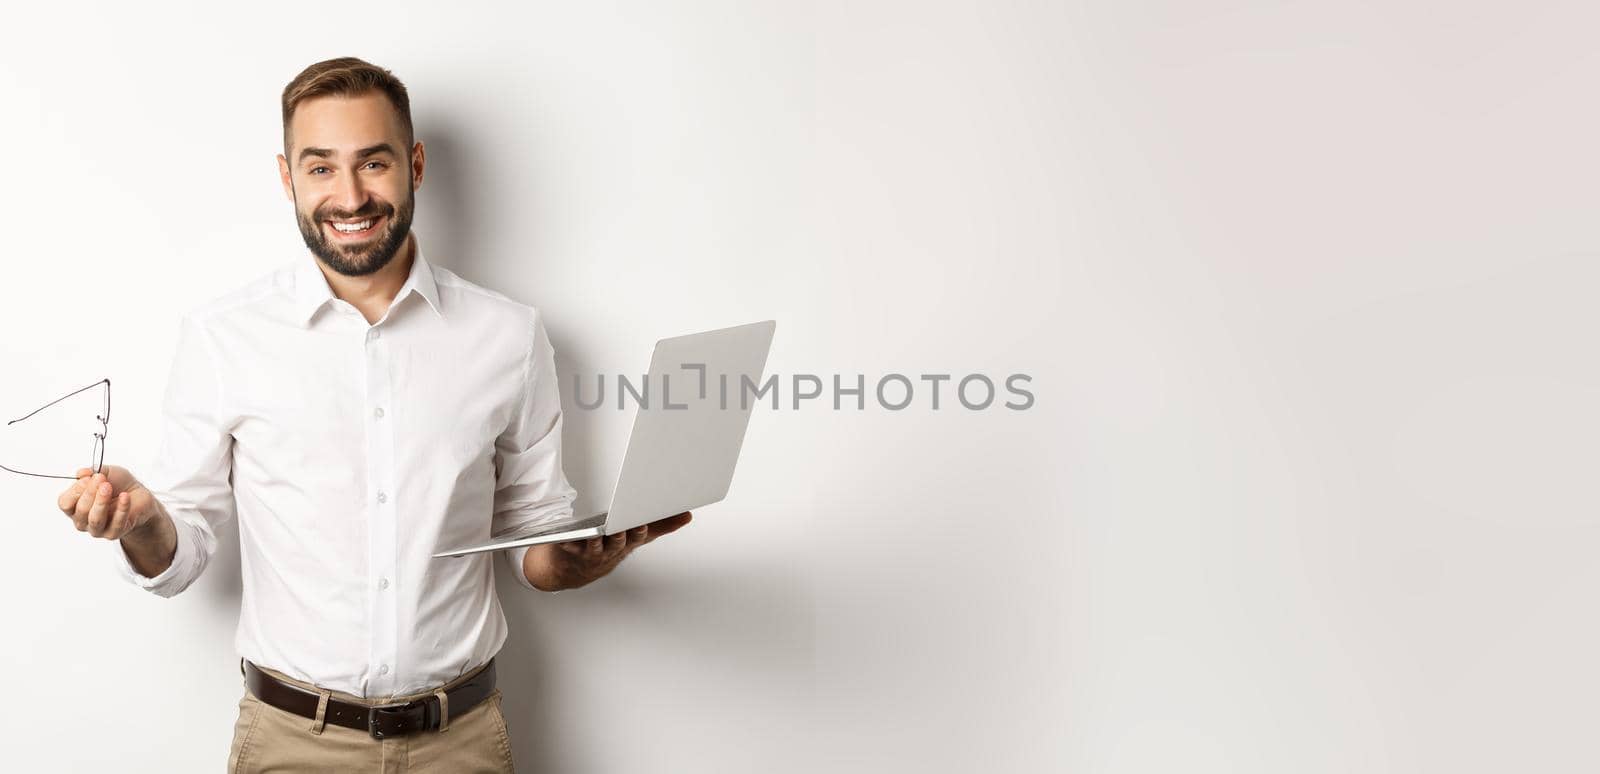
[276,92,424,277]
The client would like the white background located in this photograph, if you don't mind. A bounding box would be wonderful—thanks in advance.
[0,1,1595,772]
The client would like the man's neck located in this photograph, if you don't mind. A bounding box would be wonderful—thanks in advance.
[316,232,414,324]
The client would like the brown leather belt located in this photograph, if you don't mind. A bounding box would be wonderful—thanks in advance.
[242,658,496,739]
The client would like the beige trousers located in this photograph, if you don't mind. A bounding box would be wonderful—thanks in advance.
[227,662,516,773]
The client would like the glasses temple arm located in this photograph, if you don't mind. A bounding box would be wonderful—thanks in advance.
[6,379,111,426]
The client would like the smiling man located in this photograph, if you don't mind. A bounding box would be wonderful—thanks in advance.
[49,57,690,772]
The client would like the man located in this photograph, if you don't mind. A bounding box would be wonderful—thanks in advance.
[50,57,691,772]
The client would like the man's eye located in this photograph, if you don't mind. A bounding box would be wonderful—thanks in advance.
[364,161,387,170]
[309,166,330,175]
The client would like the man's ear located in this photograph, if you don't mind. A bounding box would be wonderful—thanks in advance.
[410,140,425,191]
[277,153,293,202]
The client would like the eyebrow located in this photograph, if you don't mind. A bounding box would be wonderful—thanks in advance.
[297,143,399,164]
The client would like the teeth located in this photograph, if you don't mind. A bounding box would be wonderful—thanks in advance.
[332,219,374,232]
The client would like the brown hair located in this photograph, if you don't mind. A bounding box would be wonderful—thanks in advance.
[281,57,413,155]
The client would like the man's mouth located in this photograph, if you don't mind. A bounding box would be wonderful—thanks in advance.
[324,214,384,240]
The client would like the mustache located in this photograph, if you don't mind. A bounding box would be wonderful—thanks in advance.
[317,203,392,221]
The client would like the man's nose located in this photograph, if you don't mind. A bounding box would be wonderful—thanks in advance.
[332,170,368,214]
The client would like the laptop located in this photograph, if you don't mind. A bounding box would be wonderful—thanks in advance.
[432,319,776,558]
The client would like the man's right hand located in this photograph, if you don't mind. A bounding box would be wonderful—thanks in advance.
[56,465,161,540]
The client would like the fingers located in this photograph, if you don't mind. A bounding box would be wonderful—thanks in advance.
[620,511,694,550]
[105,492,133,538]
[71,473,102,531]
[649,511,692,527]
[558,517,688,562]
[556,536,606,557]
[642,512,693,543]
[607,512,693,552]
[58,476,90,515]
[55,470,139,540]
[85,477,114,537]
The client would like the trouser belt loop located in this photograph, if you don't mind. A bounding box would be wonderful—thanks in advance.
[433,689,450,732]
[310,690,331,734]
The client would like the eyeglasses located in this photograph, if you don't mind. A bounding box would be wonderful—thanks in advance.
[1,378,111,481]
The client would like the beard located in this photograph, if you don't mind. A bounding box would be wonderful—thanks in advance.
[293,185,416,278]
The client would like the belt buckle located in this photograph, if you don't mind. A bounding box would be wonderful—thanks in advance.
[367,701,425,739]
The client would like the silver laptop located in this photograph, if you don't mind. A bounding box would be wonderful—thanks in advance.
[432,320,776,558]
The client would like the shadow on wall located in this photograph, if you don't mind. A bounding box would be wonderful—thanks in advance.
[491,560,817,772]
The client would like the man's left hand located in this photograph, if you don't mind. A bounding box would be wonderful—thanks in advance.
[522,511,693,591]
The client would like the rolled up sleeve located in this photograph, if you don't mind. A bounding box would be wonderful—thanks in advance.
[112,314,235,598]
[493,310,579,591]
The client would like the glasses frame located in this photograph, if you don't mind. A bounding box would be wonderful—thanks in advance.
[1,378,111,481]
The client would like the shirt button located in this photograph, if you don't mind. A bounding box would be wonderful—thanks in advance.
[367,329,381,341]
[378,577,389,590]
[379,664,390,676]
[374,407,385,419]
[377,491,388,504]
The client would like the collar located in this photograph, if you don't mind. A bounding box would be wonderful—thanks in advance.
[291,235,443,328]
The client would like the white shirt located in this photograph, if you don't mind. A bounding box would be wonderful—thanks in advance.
[113,235,578,699]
